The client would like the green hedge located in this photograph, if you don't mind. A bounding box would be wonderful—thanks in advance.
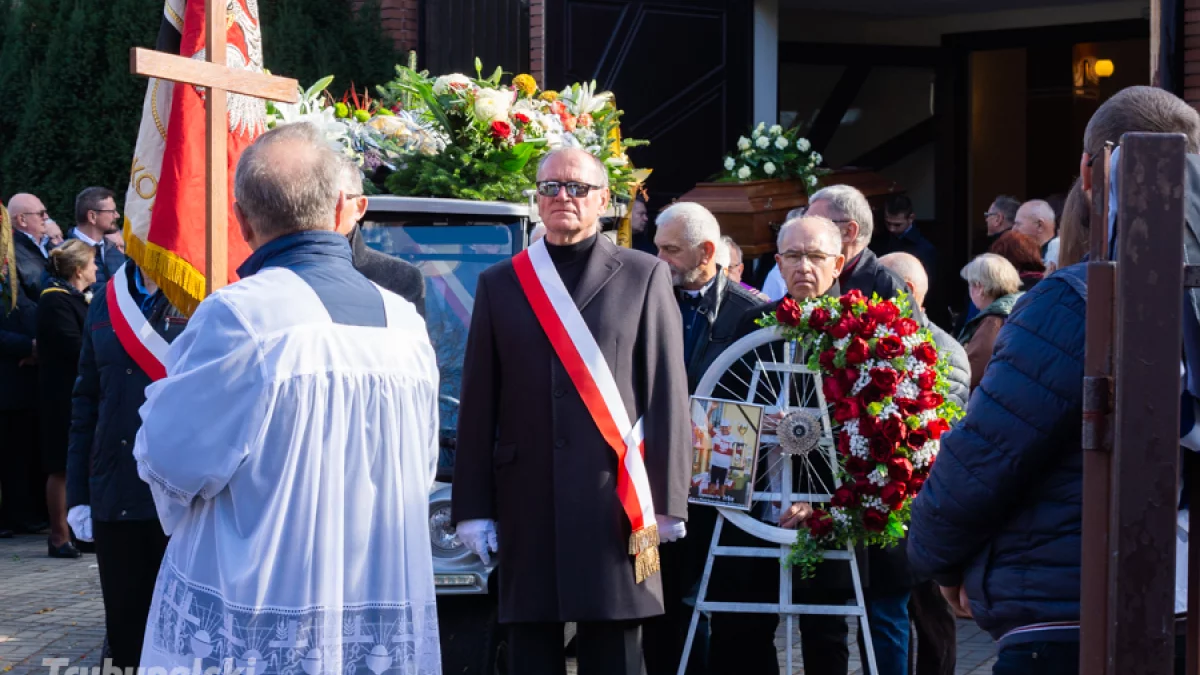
[0,0,397,220]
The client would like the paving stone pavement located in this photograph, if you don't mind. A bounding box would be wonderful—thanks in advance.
[0,533,996,674]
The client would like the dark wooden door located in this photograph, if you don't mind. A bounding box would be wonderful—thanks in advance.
[421,0,531,76]
[542,0,753,207]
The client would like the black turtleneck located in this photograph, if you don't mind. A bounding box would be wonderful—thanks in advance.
[544,233,598,295]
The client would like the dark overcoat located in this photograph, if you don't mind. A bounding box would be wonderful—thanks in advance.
[452,235,692,623]
[36,280,88,473]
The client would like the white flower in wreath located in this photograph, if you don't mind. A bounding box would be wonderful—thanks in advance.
[737,165,751,180]
[811,152,823,165]
[433,73,472,96]
[807,175,819,187]
[737,136,752,151]
[755,121,766,135]
[769,124,783,135]
[796,138,812,153]
[755,135,771,149]
[473,88,512,123]
[763,162,777,176]
[774,135,788,150]
[724,156,736,171]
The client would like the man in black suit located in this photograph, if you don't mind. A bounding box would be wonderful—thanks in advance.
[334,162,426,316]
[806,184,907,302]
[69,187,126,287]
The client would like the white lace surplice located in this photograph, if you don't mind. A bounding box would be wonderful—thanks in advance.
[133,268,440,675]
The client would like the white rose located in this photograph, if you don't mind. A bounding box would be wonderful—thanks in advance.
[796,138,812,153]
[473,88,512,123]
[810,152,823,165]
[769,124,783,135]
[724,156,736,171]
[433,73,472,96]
[774,136,788,150]
[755,135,770,149]
[755,122,766,134]
[807,175,818,186]
[764,162,776,176]
[737,136,751,151]
[737,166,751,180]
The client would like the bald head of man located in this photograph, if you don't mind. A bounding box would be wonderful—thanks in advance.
[7,193,48,240]
[878,252,929,308]
[1013,199,1056,248]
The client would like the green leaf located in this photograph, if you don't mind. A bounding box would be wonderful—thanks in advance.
[497,141,540,172]
[305,75,335,101]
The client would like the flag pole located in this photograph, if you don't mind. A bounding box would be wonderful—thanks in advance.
[205,0,228,295]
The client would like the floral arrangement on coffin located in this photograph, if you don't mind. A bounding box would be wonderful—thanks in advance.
[375,59,651,203]
[265,76,448,194]
[757,289,964,578]
[718,123,827,195]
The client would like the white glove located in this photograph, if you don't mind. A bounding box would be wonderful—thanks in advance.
[455,519,498,565]
[67,505,93,543]
[656,515,687,543]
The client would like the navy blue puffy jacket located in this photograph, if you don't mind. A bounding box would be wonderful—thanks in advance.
[907,264,1086,641]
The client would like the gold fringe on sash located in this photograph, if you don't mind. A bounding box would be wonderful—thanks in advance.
[629,524,661,583]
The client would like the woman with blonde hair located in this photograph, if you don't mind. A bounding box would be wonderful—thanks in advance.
[37,239,96,557]
[959,253,1023,390]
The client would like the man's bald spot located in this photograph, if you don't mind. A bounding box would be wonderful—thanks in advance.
[536,147,608,186]
[878,252,928,305]
[1017,199,1056,227]
[7,193,39,216]
[779,215,842,253]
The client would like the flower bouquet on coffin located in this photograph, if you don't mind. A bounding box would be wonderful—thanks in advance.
[718,122,828,194]
[757,289,964,579]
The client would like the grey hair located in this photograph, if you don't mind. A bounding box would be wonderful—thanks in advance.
[721,235,742,265]
[1018,199,1056,230]
[878,252,928,303]
[960,253,1021,298]
[809,184,874,244]
[536,147,609,188]
[337,157,364,195]
[656,202,721,249]
[74,186,116,224]
[234,122,343,239]
[777,215,842,254]
[714,240,731,268]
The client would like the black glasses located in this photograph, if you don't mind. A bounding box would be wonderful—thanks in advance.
[984,211,998,219]
[536,181,604,198]
[19,210,48,220]
[779,250,839,266]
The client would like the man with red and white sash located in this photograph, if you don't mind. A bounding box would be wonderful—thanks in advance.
[453,147,692,675]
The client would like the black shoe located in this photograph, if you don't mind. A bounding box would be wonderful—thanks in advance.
[48,539,81,559]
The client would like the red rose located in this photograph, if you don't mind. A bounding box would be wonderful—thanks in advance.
[867,300,900,324]
[854,476,879,496]
[869,368,900,397]
[845,338,871,365]
[916,391,944,411]
[869,436,895,463]
[917,369,938,391]
[776,296,802,327]
[834,398,861,423]
[857,318,878,338]
[809,307,831,329]
[875,335,905,360]
[927,418,951,440]
[895,398,921,417]
[913,342,938,365]
[836,432,852,456]
[858,383,885,404]
[490,120,512,139]
[513,112,531,124]
[846,456,872,476]
[880,415,908,444]
[858,414,880,438]
[841,289,865,310]
[819,348,837,372]
[831,486,858,508]
[862,509,889,532]
[879,481,908,510]
[887,456,914,482]
[908,475,926,494]
[894,317,919,337]
[828,318,852,340]
[807,509,835,538]
[907,428,930,450]
[823,376,846,402]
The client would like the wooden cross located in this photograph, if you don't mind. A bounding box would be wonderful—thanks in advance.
[129,0,298,294]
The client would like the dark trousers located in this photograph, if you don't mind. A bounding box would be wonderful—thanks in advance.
[643,542,691,675]
[0,410,42,528]
[94,519,169,669]
[508,620,643,675]
[909,580,956,675]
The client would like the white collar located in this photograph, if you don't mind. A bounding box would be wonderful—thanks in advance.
[72,229,101,247]
[680,274,718,298]
[15,229,48,256]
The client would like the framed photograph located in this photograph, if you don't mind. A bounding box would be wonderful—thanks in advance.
[687,397,765,511]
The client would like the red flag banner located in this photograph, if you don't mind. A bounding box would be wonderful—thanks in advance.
[123,0,267,315]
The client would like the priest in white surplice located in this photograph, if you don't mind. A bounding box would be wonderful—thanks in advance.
[132,122,440,675]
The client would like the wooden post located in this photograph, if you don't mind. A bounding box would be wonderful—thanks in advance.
[130,0,298,298]
[1151,0,1162,87]
[1107,132,1186,675]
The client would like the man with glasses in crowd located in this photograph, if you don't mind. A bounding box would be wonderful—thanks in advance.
[453,146,692,675]
[69,187,125,287]
[7,193,51,298]
[984,195,1020,248]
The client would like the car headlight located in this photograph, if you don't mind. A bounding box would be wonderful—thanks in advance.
[429,503,464,558]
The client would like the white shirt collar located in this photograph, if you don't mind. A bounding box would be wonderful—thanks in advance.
[72,229,101,247]
[680,274,719,298]
[16,229,48,257]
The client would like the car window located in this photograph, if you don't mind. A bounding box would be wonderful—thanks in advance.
[360,216,523,447]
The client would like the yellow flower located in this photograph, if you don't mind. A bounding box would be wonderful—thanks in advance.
[539,90,558,102]
[513,74,538,97]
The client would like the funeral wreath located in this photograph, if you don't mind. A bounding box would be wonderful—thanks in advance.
[717,122,827,192]
[757,289,964,578]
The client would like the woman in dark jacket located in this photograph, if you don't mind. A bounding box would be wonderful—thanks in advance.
[37,240,96,558]
[958,254,1023,391]
[989,230,1046,291]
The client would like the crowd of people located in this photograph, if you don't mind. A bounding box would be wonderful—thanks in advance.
[0,82,1195,675]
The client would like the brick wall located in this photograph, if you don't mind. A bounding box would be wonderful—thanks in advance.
[531,0,545,86]
[1186,0,1200,105]
[372,0,420,54]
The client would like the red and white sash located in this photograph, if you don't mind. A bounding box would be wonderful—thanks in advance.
[512,239,660,582]
[106,263,169,381]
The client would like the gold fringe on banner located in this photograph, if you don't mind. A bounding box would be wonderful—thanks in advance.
[124,229,207,317]
[629,524,661,583]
